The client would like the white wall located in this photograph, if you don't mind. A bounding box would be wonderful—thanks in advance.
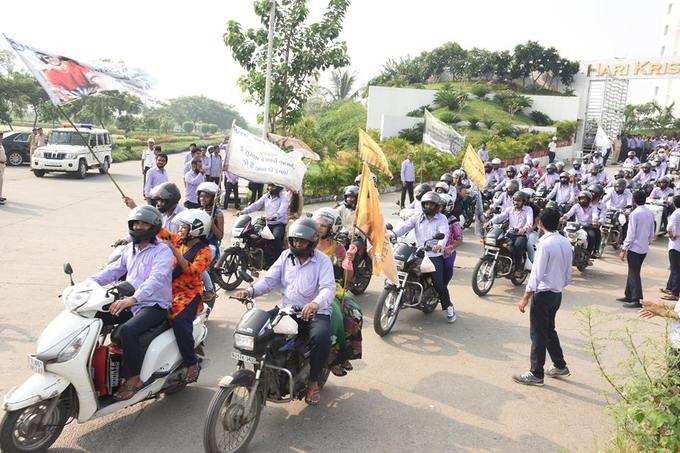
[379,115,422,141]
[522,94,580,121]
[366,86,436,131]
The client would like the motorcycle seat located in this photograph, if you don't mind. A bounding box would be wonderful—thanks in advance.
[110,320,171,350]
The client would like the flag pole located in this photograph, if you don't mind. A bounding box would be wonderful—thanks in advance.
[212,119,237,218]
[56,105,126,197]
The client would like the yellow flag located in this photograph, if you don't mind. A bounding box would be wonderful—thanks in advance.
[462,144,486,188]
[355,162,398,283]
[358,129,393,179]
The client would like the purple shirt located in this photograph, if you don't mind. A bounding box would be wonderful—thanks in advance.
[242,193,289,225]
[143,167,169,198]
[603,190,632,210]
[393,212,450,257]
[564,204,597,226]
[400,159,415,182]
[632,170,655,185]
[526,231,572,293]
[478,148,489,162]
[484,172,497,189]
[624,157,639,167]
[667,209,680,252]
[536,173,559,189]
[491,192,514,211]
[209,155,222,178]
[548,183,575,204]
[622,205,655,254]
[492,205,533,230]
[163,203,185,233]
[184,170,205,203]
[90,242,173,313]
[650,186,674,202]
[249,249,336,316]
[583,173,608,187]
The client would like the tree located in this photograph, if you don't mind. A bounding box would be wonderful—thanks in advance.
[225,0,351,130]
[434,84,467,111]
[151,96,244,130]
[142,115,161,131]
[182,121,194,134]
[116,115,137,135]
[323,69,359,101]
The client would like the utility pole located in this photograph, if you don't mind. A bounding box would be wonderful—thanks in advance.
[262,0,276,138]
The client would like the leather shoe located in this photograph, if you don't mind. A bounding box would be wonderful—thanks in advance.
[616,297,632,303]
[622,301,641,308]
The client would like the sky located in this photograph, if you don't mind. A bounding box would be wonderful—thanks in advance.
[0,0,666,123]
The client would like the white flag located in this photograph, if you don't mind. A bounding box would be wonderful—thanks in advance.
[423,110,466,155]
[594,124,611,150]
[227,125,307,192]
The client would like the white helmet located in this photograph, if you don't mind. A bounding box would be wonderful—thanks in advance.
[172,209,212,238]
[491,158,501,166]
[312,207,339,227]
[197,181,219,197]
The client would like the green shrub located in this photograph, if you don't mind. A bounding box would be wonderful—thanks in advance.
[398,123,424,144]
[406,105,431,118]
[434,84,468,111]
[555,120,577,142]
[470,84,491,98]
[468,117,481,130]
[481,115,496,129]
[494,90,533,115]
[529,110,552,126]
[491,122,516,138]
[182,121,194,134]
[438,111,460,124]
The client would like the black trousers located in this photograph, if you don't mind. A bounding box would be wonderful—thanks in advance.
[548,151,556,163]
[667,249,680,297]
[625,250,646,302]
[249,183,264,204]
[172,296,201,366]
[99,306,168,379]
[430,255,453,310]
[264,223,286,268]
[508,234,527,268]
[400,181,414,207]
[530,291,566,379]
[583,225,600,254]
[223,181,240,209]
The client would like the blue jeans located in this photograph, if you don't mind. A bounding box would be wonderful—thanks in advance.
[172,296,201,366]
[443,252,456,287]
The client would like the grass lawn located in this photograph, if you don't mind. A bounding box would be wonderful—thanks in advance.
[415,81,572,97]
[432,98,534,126]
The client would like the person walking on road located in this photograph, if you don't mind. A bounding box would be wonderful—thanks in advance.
[617,190,656,308]
[143,153,169,203]
[0,132,6,205]
[184,158,205,209]
[141,138,156,187]
[400,153,415,208]
[514,207,572,386]
[548,136,557,164]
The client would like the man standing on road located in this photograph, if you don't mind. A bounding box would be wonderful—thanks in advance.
[143,153,169,203]
[548,136,557,164]
[141,138,156,188]
[400,153,415,208]
[514,207,572,386]
[617,190,655,308]
[0,132,6,205]
[29,127,46,159]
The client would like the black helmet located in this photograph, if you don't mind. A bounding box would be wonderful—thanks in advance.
[267,183,284,196]
[642,162,651,171]
[577,190,592,202]
[343,185,359,208]
[128,206,162,244]
[613,169,625,180]
[512,191,529,203]
[506,165,517,177]
[559,172,570,183]
[546,163,556,174]
[287,218,319,257]
[484,162,493,171]
[573,160,581,169]
[614,178,627,192]
[587,184,604,199]
[149,182,181,213]
[440,173,454,185]
[414,183,432,200]
[421,191,442,205]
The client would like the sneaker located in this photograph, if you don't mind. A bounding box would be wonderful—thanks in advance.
[446,307,457,323]
[546,366,570,379]
[616,297,632,303]
[512,371,544,386]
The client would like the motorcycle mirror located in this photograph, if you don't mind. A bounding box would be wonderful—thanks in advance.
[239,269,254,283]
[63,262,75,286]
[385,223,393,230]
[433,232,445,240]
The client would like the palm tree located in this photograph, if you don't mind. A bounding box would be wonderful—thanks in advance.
[323,69,360,101]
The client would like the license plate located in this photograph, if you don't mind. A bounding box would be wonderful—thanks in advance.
[28,355,44,374]
[231,351,258,364]
[44,163,61,167]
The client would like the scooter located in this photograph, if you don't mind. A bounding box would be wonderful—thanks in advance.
[1,264,208,453]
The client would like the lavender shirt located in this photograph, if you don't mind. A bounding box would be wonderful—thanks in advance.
[478,148,489,162]
[548,184,575,204]
[491,192,514,211]
[564,204,596,226]
[667,209,680,252]
[209,155,222,178]
[90,242,173,313]
[393,212,450,257]
[526,232,572,293]
[241,193,289,225]
[622,205,655,254]
[163,203,185,233]
[624,157,640,167]
[184,170,205,203]
[632,170,655,185]
[249,249,336,315]
[650,187,674,202]
[492,205,533,230]
[603,190,632,210]
[143,167,169,198]
[536,173,559,189]
[400,159,415,182]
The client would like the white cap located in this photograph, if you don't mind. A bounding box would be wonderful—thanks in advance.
[552,136,557,140]
[147,138,156,143]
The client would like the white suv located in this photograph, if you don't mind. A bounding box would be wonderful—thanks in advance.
[31,125,112,178]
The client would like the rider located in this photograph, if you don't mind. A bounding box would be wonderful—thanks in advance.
[239,183,289,266]
[442,172,459,198]
[570,160,584,184]
[561,191,599,256]
[536,163,559,190]
[438,194,463,288]
[124,182,185,233]
[235,218,335,406]
[158,209,213,383]
[491,158,505,186]
[518,164,535,189]
[591,149,604,167]
[624,150,640,167]
[494,165,519,192]
[547,172,575,206]
[650,176,676,228]
[555,161,565,174]
[484,162,496,191]
[313,207,348,282]
[434,181,450,195]
[196,181,224,303]
[604,179,633,210]
[337,185,359,229]
[488,191,533,277]
[582,155,593,174]
[632,162,656,186]
[392,191,457,323]
[530,158,543,179]
[492,179,520,211]
[407,183,432,212]
[90,206,173,401]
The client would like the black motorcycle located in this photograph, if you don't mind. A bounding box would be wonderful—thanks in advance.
[471,224,528,296]
[213,215,273,291]
[596,208,626,257]
[373,231,445,337]
[203,296,334,453]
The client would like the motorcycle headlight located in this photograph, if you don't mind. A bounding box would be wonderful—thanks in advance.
[234,333,254,351]
[38,326,90,363]
[618,213,627,225]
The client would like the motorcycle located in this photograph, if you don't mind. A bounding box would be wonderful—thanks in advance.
[596,208,626,257]
[669,150,679,174]
[203,295,336,453]
[646,197,670,236]
[471,225,531,296]
[335,230,372,295]
[372,231,445,337]
[563,222,591,271]
[213,215,275,291]
[1,264,208,453]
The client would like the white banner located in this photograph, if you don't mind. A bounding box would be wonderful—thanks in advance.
[4,35,153,106]
[595,124,611,150]
[423,110,465,155]
[227,125,307,192]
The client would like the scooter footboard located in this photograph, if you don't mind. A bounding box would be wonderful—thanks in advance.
[3,372,69,411]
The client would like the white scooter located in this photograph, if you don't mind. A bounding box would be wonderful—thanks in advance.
[0,263,208,453]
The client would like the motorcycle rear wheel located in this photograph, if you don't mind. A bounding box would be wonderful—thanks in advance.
[349,256,372,295]
[214,248,243,291]
[472,257,495,296]
[203,384,262,453]
[374,288,400,337]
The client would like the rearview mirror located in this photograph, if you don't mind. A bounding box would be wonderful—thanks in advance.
[239,269,254,283]
[385,223,393,230]
[433,233,445,240]
[63,262,73,275]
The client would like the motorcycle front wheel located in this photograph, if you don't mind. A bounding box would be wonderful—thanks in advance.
[203,384,263,453]
[214,248,243,291]
[0,397,69,453]
[374,288,401,337]
[350,256,372,295]
[472,257,496,296]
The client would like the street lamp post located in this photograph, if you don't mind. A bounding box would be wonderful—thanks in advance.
[262,0,276,138]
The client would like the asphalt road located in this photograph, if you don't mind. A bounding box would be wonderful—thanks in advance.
[0,156,671,452]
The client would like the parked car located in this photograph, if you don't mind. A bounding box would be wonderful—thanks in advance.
[31,125,112,178]
[1,131,31,166]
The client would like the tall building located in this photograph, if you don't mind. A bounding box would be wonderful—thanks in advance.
[656,0,680,109]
